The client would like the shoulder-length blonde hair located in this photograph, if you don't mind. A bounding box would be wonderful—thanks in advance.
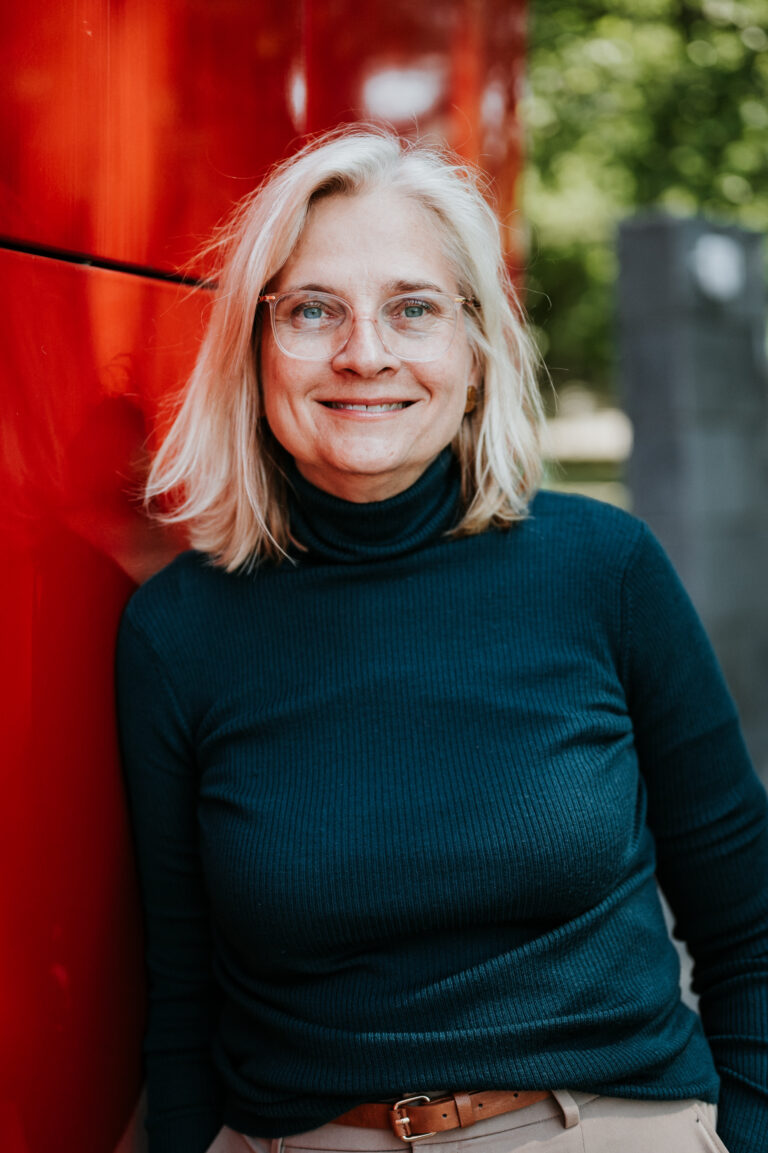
[147,124,544,569]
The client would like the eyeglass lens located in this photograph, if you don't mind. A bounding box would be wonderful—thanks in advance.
[269,290,460,362]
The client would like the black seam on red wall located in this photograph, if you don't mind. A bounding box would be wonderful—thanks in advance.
[0,234,211,288]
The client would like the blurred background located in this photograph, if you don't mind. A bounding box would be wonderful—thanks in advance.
[523,0,768,503]
[2,2,766,1151]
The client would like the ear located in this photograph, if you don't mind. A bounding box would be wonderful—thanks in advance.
[463,349,482,414]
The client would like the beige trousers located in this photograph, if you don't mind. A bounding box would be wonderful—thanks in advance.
[207,1091,730,1153]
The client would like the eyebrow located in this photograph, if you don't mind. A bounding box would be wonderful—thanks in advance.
[282,279,448,297]
[383,279,446,295]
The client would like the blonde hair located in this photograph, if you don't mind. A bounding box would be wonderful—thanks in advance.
[147,124,544,569]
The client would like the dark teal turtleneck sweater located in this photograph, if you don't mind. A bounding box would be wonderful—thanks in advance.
[116,451,768,1153]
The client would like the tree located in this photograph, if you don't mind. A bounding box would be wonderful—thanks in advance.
[522,0,768,400]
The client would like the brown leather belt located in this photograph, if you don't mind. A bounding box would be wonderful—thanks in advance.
[334,1090,553,1143]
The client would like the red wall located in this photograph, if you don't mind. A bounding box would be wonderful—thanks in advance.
[1,5,526,1151]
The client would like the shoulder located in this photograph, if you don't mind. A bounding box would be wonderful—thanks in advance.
[527,487,640,537]
[122,549,215,619]
[522,488,648,575]
[526,491,694,609]
[119,550,243,655]
[513,490,696,672]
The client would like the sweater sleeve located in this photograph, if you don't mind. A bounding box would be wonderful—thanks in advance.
[116,611,223,1153]
[620,523,768,1153]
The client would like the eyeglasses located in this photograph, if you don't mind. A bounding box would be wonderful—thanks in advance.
[258,289,476,363]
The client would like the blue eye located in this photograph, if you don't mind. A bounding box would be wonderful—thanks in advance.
[385,296,445,332]
[286,298,344,326]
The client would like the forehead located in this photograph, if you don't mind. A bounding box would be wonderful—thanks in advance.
[272,187,458,294]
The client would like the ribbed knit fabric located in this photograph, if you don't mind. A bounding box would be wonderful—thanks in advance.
[116,450,768,1153]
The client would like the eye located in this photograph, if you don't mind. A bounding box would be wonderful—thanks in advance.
[299,303,325,320]
[281,295,346,329]
[393,297,436,318]
[402,301,431,318]
[384,294,448,331]
[292,299,337,322]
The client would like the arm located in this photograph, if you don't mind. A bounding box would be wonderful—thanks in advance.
[621,525,768,1153]
[116,612,223,1153]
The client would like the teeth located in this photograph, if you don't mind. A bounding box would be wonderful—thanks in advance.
[326,402,408,412]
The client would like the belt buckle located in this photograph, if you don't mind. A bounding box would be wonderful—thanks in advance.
[391,1096,435,1143]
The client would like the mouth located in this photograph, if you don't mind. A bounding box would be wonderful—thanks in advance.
[319,401,415,413]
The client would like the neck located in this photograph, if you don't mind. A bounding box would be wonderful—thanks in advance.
[285,448,462,563]
[292,459,441,504]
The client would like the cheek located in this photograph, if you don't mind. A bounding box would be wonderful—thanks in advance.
[259,355,293,447]
[259,358,321,464]
[439,346,476,417]
[260,345,297,423]
[462,330,481,388]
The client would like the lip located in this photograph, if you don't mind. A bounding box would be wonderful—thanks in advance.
[316,398,418,416]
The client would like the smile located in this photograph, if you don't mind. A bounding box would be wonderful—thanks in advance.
[321,401,414,412]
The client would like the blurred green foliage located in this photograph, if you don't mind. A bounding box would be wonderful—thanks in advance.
[521,0,768,400]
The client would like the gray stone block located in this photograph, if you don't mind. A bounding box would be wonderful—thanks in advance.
[619,214,768,782]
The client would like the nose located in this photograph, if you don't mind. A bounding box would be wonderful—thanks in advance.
[331,315,400,375]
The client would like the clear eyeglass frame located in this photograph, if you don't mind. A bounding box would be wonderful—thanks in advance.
[257,289,478,363]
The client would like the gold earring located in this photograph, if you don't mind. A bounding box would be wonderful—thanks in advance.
[464,385,478,414]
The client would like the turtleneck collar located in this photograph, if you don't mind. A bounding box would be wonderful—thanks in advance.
[285,449,462,563]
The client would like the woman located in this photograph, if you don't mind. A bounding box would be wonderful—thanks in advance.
[116,126,768,1153]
